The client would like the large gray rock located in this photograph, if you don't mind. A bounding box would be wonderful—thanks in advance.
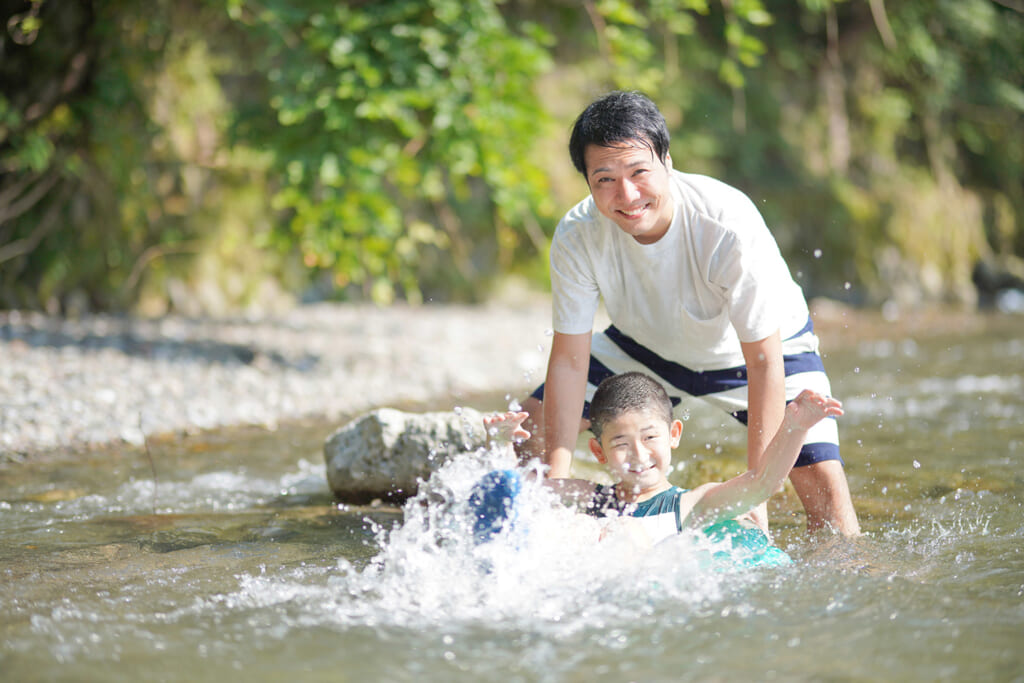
[325,407,487,502]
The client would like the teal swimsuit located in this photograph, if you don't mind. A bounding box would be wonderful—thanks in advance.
[587,485,792,569]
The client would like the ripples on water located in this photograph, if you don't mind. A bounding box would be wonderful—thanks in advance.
[1,316,1022,681]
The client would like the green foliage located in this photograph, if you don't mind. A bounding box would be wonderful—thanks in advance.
[2,0,1022,312]
[587,0,1024,304]
[225,0,555,304]
[0,0,270,313]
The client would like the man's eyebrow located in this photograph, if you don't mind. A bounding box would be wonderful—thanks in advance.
[588,159,649,179]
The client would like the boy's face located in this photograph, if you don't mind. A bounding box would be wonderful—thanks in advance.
[583,140,674,245]
[589,408,683,496]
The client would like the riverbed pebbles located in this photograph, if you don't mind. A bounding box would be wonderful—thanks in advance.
[0,303,551,461]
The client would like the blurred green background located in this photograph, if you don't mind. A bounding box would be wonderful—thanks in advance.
[2,0,1022,315]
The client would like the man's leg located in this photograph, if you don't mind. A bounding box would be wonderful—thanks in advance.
[685,349,861,536]
[788,460,861,535]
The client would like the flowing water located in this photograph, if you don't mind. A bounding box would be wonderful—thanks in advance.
[1,313,1022,682]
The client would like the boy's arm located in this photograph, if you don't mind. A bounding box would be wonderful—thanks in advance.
[483,410,597,505]
[684,390,843,529]
[542,331,592,478]
[543,477,599,508]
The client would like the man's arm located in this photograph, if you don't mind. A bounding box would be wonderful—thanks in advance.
[542,331,592,478]
[741,331,786,527]
[741,331,786,471]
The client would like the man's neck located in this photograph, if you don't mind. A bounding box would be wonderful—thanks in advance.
[631,193,675,245]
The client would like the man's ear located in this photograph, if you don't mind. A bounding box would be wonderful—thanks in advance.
[664,151,673,170]
[589,437,606,464]
[670,419,683,448]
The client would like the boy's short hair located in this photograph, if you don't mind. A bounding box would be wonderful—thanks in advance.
[568,91,671,177]
[589,372,673,439]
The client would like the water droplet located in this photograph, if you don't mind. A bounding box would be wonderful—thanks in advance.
[912,460,921,469]
[844,282,851,290]
[813,249,822,258]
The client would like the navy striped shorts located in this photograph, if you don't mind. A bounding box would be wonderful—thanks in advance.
[530,319,841,467]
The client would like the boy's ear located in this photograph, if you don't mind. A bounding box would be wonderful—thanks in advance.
[588,437,606,463]
[670,419,683,447]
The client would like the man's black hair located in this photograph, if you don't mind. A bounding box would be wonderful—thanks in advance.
[568,91,671,178]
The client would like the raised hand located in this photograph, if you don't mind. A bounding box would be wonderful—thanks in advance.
[483,411,531,446]
[785,389,844,431]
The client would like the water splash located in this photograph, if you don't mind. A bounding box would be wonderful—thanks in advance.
[204,448,779,639]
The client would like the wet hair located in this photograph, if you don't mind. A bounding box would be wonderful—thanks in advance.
[568,91,671,178]
[588,372,673,440]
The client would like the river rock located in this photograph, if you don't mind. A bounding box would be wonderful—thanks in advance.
[324,407,487,502]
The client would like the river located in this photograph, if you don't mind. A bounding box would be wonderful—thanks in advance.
[1,311,1022,682]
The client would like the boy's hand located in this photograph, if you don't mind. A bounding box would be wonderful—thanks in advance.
[483,411,532,446]
[785,389,844,430]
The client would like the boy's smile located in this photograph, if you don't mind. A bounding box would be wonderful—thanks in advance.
[583,140,675,245]
[589,408,683,502]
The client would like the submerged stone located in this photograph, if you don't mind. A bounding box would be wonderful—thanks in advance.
[324,407,486,503]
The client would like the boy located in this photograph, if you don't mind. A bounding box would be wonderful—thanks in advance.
[518,90,859,535]
[480,372,843,555]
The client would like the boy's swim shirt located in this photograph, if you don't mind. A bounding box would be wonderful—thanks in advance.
[549,170,815,372]
[585,484,792,568]
[585,484,688,539]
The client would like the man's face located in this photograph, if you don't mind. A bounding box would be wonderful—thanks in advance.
[583,140,674,245]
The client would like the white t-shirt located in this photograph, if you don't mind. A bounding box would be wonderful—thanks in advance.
[550,170,813,372]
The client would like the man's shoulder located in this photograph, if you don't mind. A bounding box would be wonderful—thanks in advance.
[671,172,773,248]
[558,194,601,231]
[553,194,611,248]
[671,170,760,225]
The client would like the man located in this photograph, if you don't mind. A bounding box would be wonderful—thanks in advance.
[518,91,859,535]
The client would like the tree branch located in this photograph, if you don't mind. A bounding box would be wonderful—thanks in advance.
[582,0,612,66]
[991,0,1024,13]
[0,171,62,225]
[0,180,71,265]
[867,0,897,49]
[122,240,204,293]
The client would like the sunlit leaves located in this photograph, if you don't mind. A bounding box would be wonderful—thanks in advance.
[592,0,770,92]
[230,0,553,303]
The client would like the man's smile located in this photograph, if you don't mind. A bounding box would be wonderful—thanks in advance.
[618,203,650,219]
